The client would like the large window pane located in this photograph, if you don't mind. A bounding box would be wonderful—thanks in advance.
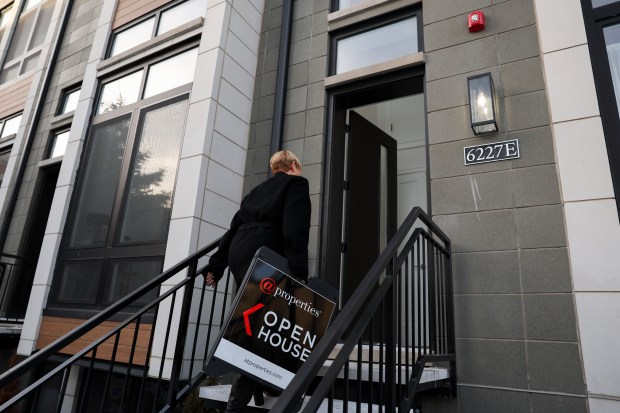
[110,17,155,57]
[0,5,14,27]
[118,99,188,244]
[4,10,36,61]
[604,23,620,115]
[0,150,10,183]
[592,0,618,7]
[20,50,40,75]
[70,115,131,248]
[49,130,69,158]
[104,259,162,305]
[143,48,198,98]
[157,0,207,35]
[55,261,102,303]
[336,16,418,74]
[1,114,22,138]
[61,88,80,114]
[0,63,19,84]
[98,70,143,114]
[29,0,55,50]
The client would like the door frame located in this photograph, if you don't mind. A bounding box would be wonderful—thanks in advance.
[319,68,427,291]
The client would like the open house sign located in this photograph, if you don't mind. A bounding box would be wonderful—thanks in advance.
[208,249,336,390]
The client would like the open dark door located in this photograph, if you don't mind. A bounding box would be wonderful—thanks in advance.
[341,110,397,304]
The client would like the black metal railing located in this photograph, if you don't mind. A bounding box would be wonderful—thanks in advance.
[272,207,456,412]
[0,253,34,323]
[0,237,228,413]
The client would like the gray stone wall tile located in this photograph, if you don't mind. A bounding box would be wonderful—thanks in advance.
[492,0,536,33]
[283,111,306,139]
[264,48,280,72]
[452,251,521,294]
[512,165,561,207]
[310,32,328,59]
[509,126,555,168]
[303,134,323,165]
[427,105,472,145]
[266,27,281,50]
[527,342,586,394]
[303,163,322,194]
[455,295,524,339]
[498,25,540,64]
[285,85,308,114]
[293,0,313,20]
[291,15,311,42]
[431,171,514,215]
[305,107,324,136]
[516,205,566,248]
[426,36,498,81]
[257,94,275,121]
[290,38,311,65]
[267,6,283,29]
[530,393,588,413]
[427,68,501,113]
[288,61,309,88]
[424,0,492,25]
[521,248,572,293]
[524,294,578,341]
[456,338,528,388]
[260,70,277,96]
[424,9,494,53]
[504,91,550,132]
[429,138,511,180]
[458,386,530,413]
[306,81,324,109]
[311,10,328,35]
[434,210,518,253]
[255,119,273,147]
[500,57,545,97]
[308,56,326,83]
[313,0,329,13]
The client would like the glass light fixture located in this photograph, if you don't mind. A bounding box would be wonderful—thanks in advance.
[467,73,498,135]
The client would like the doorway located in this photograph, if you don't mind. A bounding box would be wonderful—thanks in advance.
[321,75,427,306]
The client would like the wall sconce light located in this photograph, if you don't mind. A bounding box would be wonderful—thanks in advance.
[467,73,498,135]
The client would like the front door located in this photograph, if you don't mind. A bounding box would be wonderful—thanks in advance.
[340,110,397,304]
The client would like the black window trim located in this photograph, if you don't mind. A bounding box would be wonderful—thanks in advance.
[328,5,423,76]
[581,0,620,216]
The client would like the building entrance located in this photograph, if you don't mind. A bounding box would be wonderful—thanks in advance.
[321,75,427,307]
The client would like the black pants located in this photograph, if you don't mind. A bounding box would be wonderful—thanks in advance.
[226,372,259,412]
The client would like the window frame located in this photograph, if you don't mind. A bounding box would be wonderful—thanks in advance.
[328,6,423,76]
[581,0,620,215]
[0,112,22,140]
[47,128,70,159]
[107,0,206,58]
[56,85,81,116]
[0,146,11,184]
[0,0,54,84]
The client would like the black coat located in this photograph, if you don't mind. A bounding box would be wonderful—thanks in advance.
[205,172,311,284]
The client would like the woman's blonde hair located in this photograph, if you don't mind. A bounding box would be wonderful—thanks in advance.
[270,150,301,173]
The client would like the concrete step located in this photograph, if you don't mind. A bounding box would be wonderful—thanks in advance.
[318,360,449,384]
[328,343,431,365]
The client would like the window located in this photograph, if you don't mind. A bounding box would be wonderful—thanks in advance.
[98,47,198,114]
[0,149,10,184]
[582,0,620,214]
[109,0,207,57]
[332,12,419,75]
[48,130,69,158]
[0,0,55,84]
[0,4,14,27]
[0,113,21,139]
[58,88,80,115]
[52,47,197,309]
[334,0,366,11]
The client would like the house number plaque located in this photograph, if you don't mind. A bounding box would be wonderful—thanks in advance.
[464,139,520,165]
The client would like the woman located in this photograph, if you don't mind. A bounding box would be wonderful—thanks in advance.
[203,150,311,412]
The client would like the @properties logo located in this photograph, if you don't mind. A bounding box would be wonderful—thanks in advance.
[259,278,277,295]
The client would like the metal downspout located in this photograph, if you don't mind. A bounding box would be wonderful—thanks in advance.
[0,0,75,251]
[269,0,294,165]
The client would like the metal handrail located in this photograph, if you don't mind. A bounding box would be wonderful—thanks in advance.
[0,236,226,412]
[272,206,456,412]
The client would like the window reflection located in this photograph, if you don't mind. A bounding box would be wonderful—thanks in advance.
[104,259,162,304]
[143,48,198,98]
[592,0,618,7]
[110,17,155,56]
[98,70,143,114]
[336,17,418,74]
[157,0,207,35]
[337,0,366,10]
[49,130,69,158]
[1,114,22,138]
[118,99,189,244]
[61,88,80,114]
[604,23,620,115]
[0,150,10,184]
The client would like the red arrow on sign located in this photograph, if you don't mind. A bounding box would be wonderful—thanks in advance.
[243,303,265,336]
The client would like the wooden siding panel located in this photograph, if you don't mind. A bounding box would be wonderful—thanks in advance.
[36,316,153,366]
[112,0,174,29]
[0,75,33,120]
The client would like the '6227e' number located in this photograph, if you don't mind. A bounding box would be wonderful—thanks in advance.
[464,139,520,165]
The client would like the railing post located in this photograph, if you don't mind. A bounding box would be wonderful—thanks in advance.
[384,258,396,412]
[166,260,198,408]
[444,245,457,398]
[427,240,437,354]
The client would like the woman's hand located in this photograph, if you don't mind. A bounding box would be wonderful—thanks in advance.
[204,272,217,287]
